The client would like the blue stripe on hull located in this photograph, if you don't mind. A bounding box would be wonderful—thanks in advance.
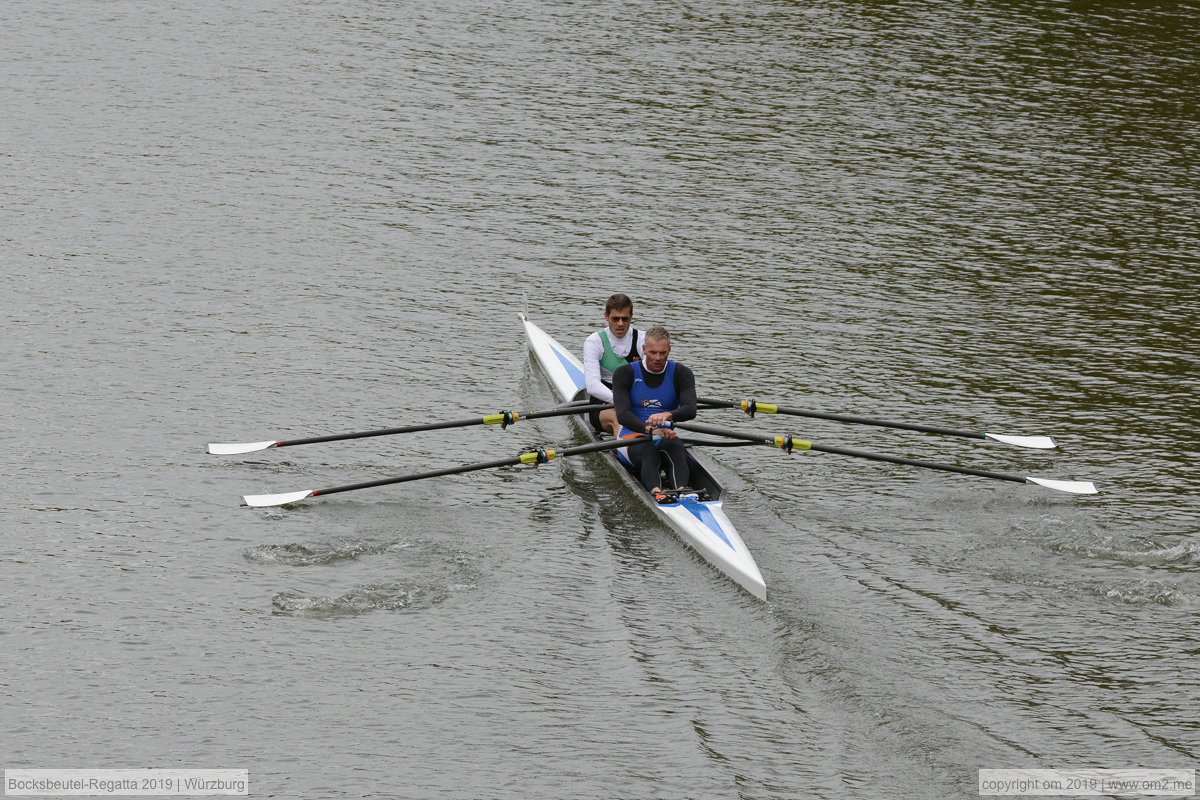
[682,502,736,551]
[551,344,586,391]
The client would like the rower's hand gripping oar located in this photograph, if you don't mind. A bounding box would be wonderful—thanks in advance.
[697,398,1056,450]
[242,435,655,507]
[675,422,1098,495]
[208,401,611,455]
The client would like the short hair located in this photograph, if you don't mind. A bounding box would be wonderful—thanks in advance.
[643,325,670,343]
[605,293,634,315]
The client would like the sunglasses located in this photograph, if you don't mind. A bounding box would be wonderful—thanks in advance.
[608,315,632,323]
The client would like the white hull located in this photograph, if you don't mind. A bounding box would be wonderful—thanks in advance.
[520,313,766,600]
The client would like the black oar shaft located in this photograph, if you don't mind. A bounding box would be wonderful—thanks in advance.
[678,438,766,448]
[698,398,985,441]
[276,403,610,448]
[310,435,649,498]
[676,422,1028,485]
[314,456,521,496]
[807,442,1027,484]
[280,419,497,448]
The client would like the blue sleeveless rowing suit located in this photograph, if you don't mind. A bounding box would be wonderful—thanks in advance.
[623,361,676,426]
[617,361,677,464]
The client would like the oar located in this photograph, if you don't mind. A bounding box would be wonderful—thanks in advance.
[697,398,1056,449]
[242,435,654,507]
[678,438,766,448]
[208,401,610,455]
[675,421,1097,494]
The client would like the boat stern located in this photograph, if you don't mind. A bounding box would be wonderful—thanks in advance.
[519,312,587,403]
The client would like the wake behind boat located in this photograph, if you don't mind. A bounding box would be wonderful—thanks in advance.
[519,312,768,600]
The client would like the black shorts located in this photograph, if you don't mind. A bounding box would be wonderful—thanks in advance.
[587,396,606,433]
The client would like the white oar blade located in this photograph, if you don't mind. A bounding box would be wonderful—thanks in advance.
[985,433,1056,449]
[1026,476,1098,495]
[208,440,279,455]
[242,489,315,507]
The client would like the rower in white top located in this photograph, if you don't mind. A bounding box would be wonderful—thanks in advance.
[582,293,645,437]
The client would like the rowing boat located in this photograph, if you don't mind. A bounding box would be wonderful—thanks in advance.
[519,312,767,600]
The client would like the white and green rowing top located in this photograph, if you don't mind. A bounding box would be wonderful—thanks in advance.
[582,327,644,403]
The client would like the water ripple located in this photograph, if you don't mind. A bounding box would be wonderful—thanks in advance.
[244,537,411,566]
[271,582,453,615]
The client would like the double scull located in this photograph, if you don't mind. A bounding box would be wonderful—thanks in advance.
[519,312,767,600]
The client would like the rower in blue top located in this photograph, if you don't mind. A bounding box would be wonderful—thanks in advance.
[611,325,699,503]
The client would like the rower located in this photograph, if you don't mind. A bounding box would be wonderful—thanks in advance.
[582,293,644,437]
[610,325,698,502]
